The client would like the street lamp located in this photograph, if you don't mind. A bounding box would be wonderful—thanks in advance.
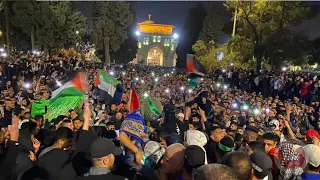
[135,31,140,36]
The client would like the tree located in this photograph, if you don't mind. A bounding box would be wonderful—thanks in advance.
[35,2,85,54]
[310,37,320,64]
[228,35,254,64]
[11,0,39,50]
[3,0,10,52]
[92,2,133,65]
[176,2,207,68]
[111,2,137,64]
[225,1,314,72]
[193,39,255,72]
[198,2,223,45]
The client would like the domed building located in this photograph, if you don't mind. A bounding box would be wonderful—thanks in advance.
[135,15,178,67]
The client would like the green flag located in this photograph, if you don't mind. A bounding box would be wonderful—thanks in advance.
[31,100,50,118]
[48,96,84,122]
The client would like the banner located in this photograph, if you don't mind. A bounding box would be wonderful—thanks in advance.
[31,100,50,118]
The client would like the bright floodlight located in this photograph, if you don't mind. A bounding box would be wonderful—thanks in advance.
[188,89,193,93]
[143,92,149,97]
[230,63,234,66]
[76,31,79,35]
[165,89,170,93]
[135,31,140,36]
[0,48,4,52]
[141,80,144,83]
[254,109,260,115]
[109,71,114,76]
[282,67,287,72]
[217,83,221,87]
[222,69,226,73]
[1,53,7,57]
[180,86,185,91]
[173,33,179,39]
[154,78,159,82]
[122,72,126,75]
[135,77,139,81]
[200,78,204,81]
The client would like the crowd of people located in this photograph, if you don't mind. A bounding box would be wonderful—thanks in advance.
[0,53,319,180]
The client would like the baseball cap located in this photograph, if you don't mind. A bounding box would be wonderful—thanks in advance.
[305,130,320,140]
[250,151,273,178]
[184,145,206,174]
[90,138,122,158]
[143,141,165,167]
[303,144,320,167]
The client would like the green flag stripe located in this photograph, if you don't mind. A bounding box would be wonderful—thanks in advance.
[48,95,84,122]
[51,87,84,102]
[187,79,200,88]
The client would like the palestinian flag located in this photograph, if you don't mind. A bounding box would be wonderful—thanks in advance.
[47,71,86,121]
[51,71,86,100]
[186,54,206,88]
[95,69,120,98]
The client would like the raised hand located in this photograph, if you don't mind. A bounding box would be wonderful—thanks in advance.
[29,151,37,161]
[82,105,91,131]
[33,139,41,153]
[8,116,19,142]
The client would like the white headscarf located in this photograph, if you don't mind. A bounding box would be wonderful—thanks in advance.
[186,130,208,165]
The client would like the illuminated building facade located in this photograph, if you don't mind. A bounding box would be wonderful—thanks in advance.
[135,15,178,67]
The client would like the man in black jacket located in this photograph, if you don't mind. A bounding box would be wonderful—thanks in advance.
[74,138,127,180]
[0,116,21,180]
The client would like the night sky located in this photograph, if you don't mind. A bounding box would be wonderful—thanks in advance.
[134,1,320,41]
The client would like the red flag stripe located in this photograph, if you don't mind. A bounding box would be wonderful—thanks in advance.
[129,89,140,112]
[71,72,86,93]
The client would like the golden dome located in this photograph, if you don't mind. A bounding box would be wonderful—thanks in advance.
[140,20,155,24]
[137,14,175,35]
